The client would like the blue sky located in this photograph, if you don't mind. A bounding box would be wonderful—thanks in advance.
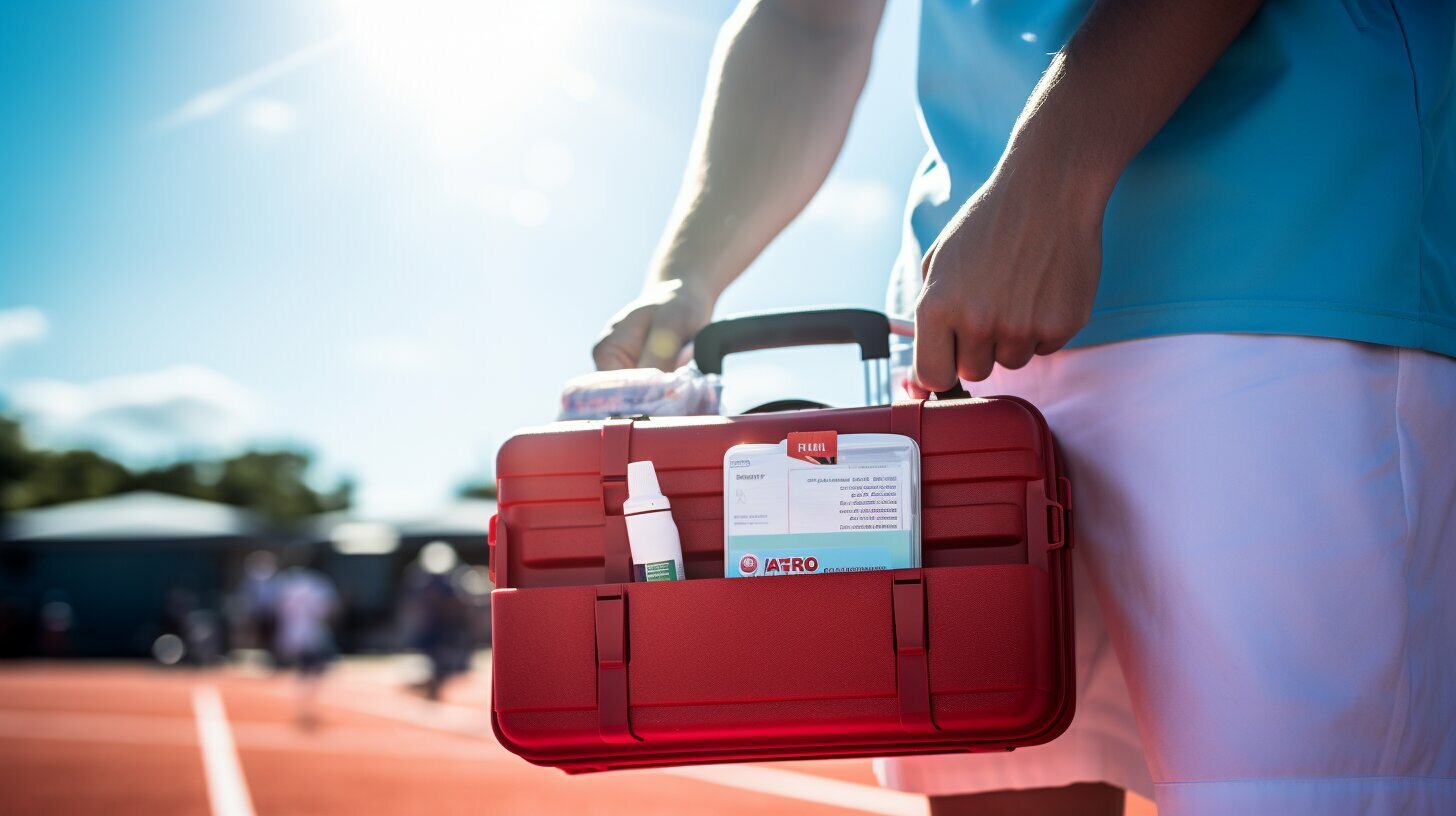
[0,0,929,517]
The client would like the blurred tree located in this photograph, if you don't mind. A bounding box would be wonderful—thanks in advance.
[212,450,351,522]
[457,480,496,500]
[2,418,130,510]
[0,414,351,521]
[0,416,38,510]
[15,450,132,509]
[0,417,30,490]
[133,460,221,499]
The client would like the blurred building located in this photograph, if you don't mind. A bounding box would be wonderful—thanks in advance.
[396,499,495,652]
[312,499,495,653]
[0,491,268,658]
[0,493,497,660]
[395,499,495,566]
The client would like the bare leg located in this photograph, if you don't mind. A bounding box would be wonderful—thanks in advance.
[928,783,1124,816]
[295,672,321,730]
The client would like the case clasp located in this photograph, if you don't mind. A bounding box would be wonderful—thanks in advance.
[594,588,639,745]
[891,569,939,734]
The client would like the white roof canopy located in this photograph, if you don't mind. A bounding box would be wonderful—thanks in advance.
[5,491,264,541]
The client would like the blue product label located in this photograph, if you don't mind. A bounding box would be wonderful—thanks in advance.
[726,531,916,578]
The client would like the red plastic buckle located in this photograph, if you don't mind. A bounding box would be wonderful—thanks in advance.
[1058,475,1073,550]
[1026,480,1068,572]
[487,514,499,586]
[594,588,638,745]
[891,569,938,734]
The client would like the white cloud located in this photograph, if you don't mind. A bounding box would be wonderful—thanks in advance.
[348,336,446,374]
[240,97,297,135]
[802,178,900,232]
[8,365,265,460]
[0,306,47,360]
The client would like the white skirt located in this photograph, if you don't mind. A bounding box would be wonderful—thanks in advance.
[876,334,1456,815]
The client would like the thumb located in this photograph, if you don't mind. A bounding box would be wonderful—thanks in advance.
[592,310,651,371]
[634,318,691,372]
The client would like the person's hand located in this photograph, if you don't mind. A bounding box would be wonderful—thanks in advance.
[913,166,1103,390]
[593,278,717,371]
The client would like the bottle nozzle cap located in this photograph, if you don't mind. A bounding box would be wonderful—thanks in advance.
[627,460,662,498]
[624,460,671,514]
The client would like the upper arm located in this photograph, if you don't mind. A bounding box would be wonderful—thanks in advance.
[747,0,886,41]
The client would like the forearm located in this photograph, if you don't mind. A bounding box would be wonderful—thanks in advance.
[653,0,885,296]
[998,0,1264,217]
[912,0,1265,388]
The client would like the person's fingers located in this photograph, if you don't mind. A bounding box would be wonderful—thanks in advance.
[592,309,651,371]
[592,336,639,371]
[1033,338,1068,356]
[902,375,931,399]
[634,317,691,371]
[995,339,1036,371]
[912,302,958,393]
[955,327,997,382]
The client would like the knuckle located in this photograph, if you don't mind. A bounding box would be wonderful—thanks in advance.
[914,303,950,333]
[914,287,948,316]
[998,317,1034,343]
[960,316,993,340]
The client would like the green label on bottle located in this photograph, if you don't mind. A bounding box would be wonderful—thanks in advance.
[635,559,679,582]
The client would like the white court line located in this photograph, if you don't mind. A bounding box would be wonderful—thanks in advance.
[192,685,257,816]
[299,679,927,816]
[654,764,928,816]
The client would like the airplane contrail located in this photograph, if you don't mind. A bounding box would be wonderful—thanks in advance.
[152,30,353,134]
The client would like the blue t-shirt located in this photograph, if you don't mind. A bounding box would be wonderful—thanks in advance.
[888,0,1456,358]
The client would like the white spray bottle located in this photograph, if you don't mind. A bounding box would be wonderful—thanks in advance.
[623,460,686,581]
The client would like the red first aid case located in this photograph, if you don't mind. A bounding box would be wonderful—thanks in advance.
[488,309,1075,773]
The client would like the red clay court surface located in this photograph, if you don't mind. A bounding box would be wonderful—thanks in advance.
[0,660,1157,815]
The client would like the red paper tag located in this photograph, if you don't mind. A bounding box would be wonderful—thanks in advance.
[787,431,837,465]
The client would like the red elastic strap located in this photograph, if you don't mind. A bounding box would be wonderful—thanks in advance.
[891,569,938,734]
[593,587,638,744]
[890,399,924,446]
[599,420,634,584]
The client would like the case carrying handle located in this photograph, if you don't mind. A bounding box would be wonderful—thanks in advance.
[692,307,892,375]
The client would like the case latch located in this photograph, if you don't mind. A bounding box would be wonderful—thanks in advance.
[594,588,639,745]
[487,514,503,587]
[891,569,939,734]
[1026,480,1069,572]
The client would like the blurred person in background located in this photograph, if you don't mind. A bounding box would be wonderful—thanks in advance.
[239,550,280,661]
[274,544,339,729]
[401,541,472,702]
[593,1,1456,815]
[36,591,73,658]
[162,586,223,666]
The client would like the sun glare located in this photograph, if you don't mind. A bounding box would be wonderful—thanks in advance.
[334,0,584,148]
